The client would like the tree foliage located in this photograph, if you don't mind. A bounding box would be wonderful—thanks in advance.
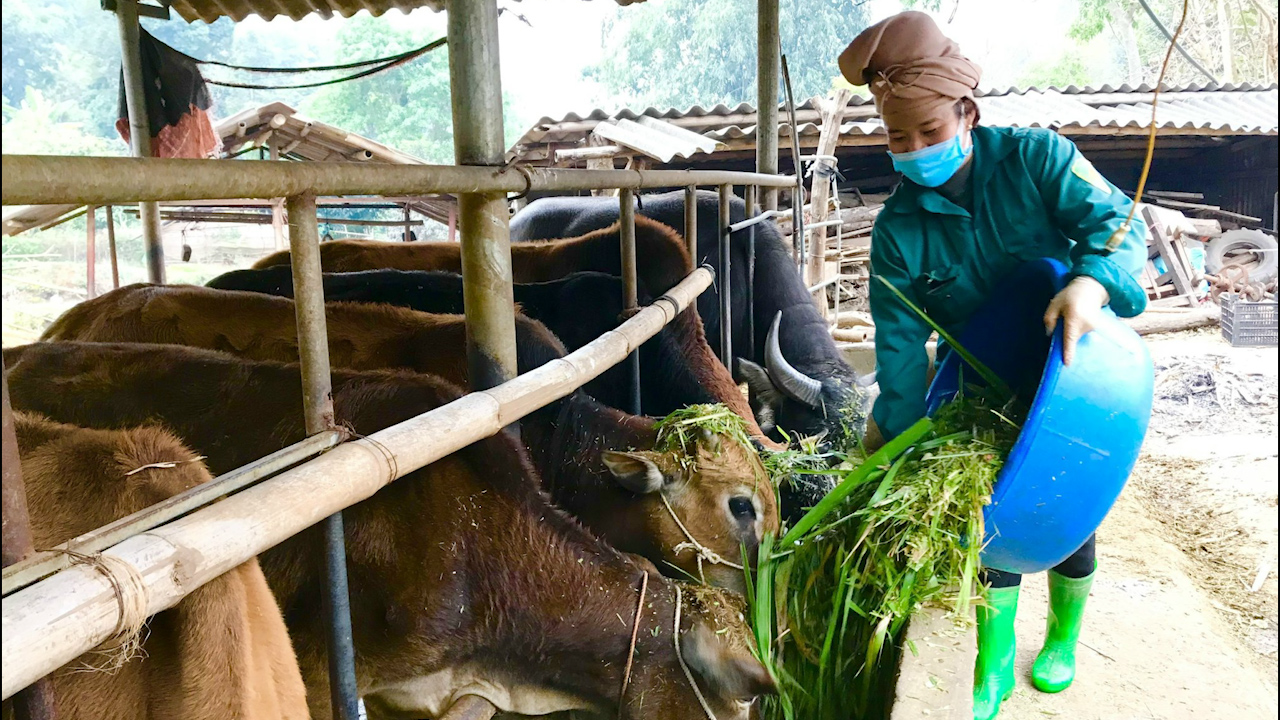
[586,0,873,109]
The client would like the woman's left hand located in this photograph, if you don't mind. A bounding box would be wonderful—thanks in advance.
[1043,276,1110,365]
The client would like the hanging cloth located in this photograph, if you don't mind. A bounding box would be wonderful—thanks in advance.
[116,28,219,159]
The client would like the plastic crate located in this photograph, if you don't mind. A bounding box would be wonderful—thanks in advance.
[1220,293,1279,347]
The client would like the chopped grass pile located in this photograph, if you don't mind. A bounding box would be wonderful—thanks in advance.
[750,388,1026,720]
[653,403,755,471]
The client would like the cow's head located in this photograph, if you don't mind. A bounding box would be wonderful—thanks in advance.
[601,428,777,593]
[738,312,875,450]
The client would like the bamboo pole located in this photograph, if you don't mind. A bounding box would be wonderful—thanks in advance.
[1,157,795,207]
[114,0,163,284]
[1,267,713,702]
[2,365,59,720]
[805,89,852,305]
[757,0,780,211]
[450,0,517,392]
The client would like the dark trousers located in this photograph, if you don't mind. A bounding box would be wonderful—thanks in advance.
[983,534,1096,589]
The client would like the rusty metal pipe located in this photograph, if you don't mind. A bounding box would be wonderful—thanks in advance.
[286,191,358,720]
[620,189,641,415]
[719,184,734,368]
[745,185,758,363]
[114,0,164,283]
[757,0,780,211]
[685,185,699,262]
[2,156,795,207]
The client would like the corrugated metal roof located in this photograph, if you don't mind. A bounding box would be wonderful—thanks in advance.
[590,117,720,163]
[166,0,645,23]
[511,84,1278,163]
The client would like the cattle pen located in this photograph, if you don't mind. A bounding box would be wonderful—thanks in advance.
[0,0,932,718]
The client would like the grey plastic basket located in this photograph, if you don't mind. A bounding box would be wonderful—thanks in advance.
[1220,293,1278,347]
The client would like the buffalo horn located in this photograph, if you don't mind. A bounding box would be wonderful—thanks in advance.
[765,311,822,408]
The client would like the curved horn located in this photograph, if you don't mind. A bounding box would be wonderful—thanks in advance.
[765,311,823,408]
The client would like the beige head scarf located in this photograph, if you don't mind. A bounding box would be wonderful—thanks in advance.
[838,11,982,129]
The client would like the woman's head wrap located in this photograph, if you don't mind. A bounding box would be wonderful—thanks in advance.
[838,12,982,129]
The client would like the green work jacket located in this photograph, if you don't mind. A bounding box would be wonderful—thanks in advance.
[870,125,1149,440]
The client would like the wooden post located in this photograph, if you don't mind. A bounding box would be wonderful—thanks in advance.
[2,364,59,720]
[757,0,780,211]
[286,192,358,720]
[85,205,97,299]
[114,0,164,284]
[805,89,853,315]
[106,206,120,289]
[450,0,518,394]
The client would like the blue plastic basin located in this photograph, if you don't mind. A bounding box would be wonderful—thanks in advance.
[924,259,1154,574]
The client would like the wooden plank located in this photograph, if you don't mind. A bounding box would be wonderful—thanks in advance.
[1142,206,1197,307]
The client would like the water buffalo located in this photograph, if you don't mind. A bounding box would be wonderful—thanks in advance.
[4,344,774,719]
[509,190,873,447]
[204,267,764,427]
[39,286,777,591]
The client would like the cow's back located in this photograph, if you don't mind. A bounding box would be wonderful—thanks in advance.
[8,414,308,720]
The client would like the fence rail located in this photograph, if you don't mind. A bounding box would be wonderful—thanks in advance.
[1,155,794,206]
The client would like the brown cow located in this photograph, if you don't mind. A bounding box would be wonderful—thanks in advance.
[3,343,775,719]
[4,413,308,720]
[41,287,777,591]
[253,216,694,303]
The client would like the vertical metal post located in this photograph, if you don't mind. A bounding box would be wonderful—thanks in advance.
[106,206,120,289]
[449,0,518,392]
[286,192,358,720]
[269,143,287,252]
[402,206,412,242]
[684,185,699,262]
[85,205,97,299]
[757,0,780,211]
[718,184,734,369]
[745,186,757,363]
[447,205,458,243]
[2,364,59,720]
[619,189,642,416]
[115,0,164,284]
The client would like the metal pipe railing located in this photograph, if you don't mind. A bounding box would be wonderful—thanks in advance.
[619,188,642,416]
[1,155,794,207]
[684,185,698,262]
[1,267,714,702]
[286,191,359,720]
[745,185,758,363]
[718,184,734,368]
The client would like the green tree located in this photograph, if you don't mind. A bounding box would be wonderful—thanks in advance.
[2,88,121,156]
[586,0,873,109]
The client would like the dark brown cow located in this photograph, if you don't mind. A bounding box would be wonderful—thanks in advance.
[4,413,309,720]
[41,286,777,591]
[4,342,774,720]
[252,216,694,302]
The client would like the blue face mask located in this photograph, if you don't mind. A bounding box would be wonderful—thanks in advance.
[888,131,973,188]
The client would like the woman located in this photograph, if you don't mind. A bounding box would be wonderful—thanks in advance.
[838,12,1148,720]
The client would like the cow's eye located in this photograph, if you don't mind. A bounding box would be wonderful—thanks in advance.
[728,496,756,520]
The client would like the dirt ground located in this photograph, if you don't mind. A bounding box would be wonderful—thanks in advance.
[1002,327,1278,720]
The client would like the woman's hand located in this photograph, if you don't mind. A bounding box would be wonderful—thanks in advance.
[1043,275,1109,365]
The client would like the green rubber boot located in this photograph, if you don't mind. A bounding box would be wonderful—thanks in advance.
[1032,568,1095,693]
[973,584,1020,720]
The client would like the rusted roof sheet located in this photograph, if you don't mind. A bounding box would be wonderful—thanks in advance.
[510,84,1278,163]
[166,0,645,23]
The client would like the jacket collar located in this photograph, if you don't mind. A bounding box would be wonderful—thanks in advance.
[887,126,1020,217]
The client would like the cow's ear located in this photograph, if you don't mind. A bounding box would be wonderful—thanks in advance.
[602,451,666,494]
[681,622,777,700]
